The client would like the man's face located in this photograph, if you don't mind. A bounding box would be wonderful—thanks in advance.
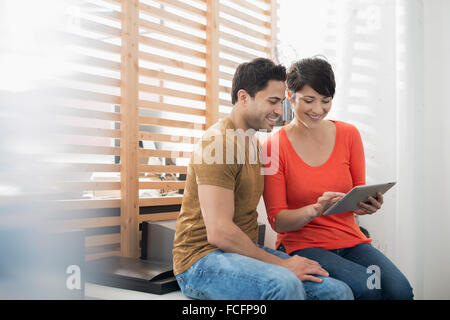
[243,80,285,132]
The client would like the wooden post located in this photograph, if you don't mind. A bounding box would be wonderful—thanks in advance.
[205,0,220,128]
[269,0,279,61]
[120,0,140,258]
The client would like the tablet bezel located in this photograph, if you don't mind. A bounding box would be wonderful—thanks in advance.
[322,182,397,216]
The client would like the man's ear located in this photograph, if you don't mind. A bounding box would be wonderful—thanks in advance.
[237,89,249,105]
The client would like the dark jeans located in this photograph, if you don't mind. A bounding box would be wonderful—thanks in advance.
[278,243,414,300]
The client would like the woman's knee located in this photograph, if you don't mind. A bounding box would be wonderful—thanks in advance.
[382,277,414,300]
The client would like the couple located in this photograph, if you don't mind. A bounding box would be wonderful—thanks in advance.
[172,57,413,300]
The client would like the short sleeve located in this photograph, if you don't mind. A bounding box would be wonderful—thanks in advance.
[190,131,240,190]
[192,163,239,190]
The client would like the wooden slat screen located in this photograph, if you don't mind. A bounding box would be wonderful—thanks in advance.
[50,0,123,261]
[135,0,278,259]
[34,0,279,260]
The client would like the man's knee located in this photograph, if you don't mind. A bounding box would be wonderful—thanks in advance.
[264,270,306,300]
[312,277,354,300]
[331,279,354,300]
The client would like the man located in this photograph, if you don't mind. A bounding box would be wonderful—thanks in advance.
[172,58,353,300]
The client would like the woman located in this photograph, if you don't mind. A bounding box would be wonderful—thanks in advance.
[262,57,413,300]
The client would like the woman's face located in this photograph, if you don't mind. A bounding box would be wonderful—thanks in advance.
[290,85,332,129]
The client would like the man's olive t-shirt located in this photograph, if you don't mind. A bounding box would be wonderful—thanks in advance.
[172,117,264,276]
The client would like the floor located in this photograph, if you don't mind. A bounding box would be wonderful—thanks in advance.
[84,282,191,300]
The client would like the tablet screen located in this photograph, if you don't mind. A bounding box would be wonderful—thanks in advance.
[323,182,396,216]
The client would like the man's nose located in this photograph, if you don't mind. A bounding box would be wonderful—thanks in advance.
[274,101,283,116]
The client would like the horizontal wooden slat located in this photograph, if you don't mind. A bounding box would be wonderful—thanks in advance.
[139,51,206,74]
[156,0,206,18]
[57,181,121,191]
[78,17,122,37]
[82,0,122,19]
[139,35,206,60]
[85,233,121,247]
[140,68,205,88]
[50,86,121,104]
[57,216,121,229]
[139,2,206,30]
[63,32,122,54]
[59,163,121,172]
[219,17,270,41]
[53,199,121,210]
[227,0,270,16]
[58,145,121,156]
[140,181,185,189]
[219,71,233,81]
[85,250,120,261]
[220,85,231,94]
[56,126,121,138]
[219,30,269,53]
[94,9,122,22]
[138,131,200,144]
[72,54,121,71]
[139,165,188,173]
[219,98,233,107]
[139,115,205,130]
[139,18,206,45]
[220,44,260,61]
[139,149,192,159]
[139,83,205,101]
[63,72,121,87]
[139,100,205,116]
[87,0,121,8]
[139,196,183,206]
[219,57,240,69]
[53,106,121,121]
[138,211,179,223]
[220,3,270,29]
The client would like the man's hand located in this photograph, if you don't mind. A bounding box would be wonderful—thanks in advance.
[311,192,345,217]
[280,255,329,283]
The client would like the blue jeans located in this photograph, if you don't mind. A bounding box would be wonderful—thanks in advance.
[279,243,413,300]
[175,244,353,300]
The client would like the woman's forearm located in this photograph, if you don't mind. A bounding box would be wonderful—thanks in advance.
[275,205,316,233]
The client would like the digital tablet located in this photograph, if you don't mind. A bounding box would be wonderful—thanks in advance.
[322,182,397,216]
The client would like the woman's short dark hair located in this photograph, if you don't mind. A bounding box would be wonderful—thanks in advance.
[231,58,286,104]
[287,56,336,98]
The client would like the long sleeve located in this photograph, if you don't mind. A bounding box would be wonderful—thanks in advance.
[262,134,288,231]
[349,125,366,187]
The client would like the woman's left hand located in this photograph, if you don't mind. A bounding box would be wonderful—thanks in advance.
[354,192,383,215]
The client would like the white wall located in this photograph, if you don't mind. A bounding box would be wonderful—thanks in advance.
[420,0,450,299]
[272,0,450,299]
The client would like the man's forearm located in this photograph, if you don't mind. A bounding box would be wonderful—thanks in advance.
[211,221,284,266]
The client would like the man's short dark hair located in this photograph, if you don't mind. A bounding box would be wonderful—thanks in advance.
[231,58,287,105]
[287,56,336,98]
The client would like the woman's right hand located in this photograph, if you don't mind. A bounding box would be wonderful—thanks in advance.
[311,192,345,217]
